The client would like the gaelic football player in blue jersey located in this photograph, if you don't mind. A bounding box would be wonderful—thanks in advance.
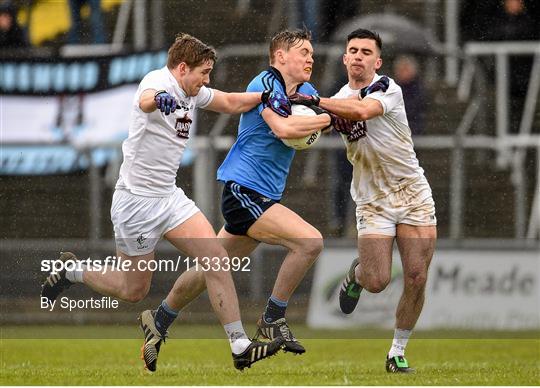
[154,29,358,359]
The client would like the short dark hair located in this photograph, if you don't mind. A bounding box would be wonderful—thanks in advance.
[269,27,312,64]
[167,33,217,69]
[347,28,382,52]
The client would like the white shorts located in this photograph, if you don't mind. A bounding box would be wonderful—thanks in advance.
[355,179,437,237]
[110,187,200,256]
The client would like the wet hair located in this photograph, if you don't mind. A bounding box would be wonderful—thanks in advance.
[167,33,217,69]
[347,28,382,52]
[269,27,312,64]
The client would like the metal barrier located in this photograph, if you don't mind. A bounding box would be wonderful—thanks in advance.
[458,42,540,238]
[190,134,540,240]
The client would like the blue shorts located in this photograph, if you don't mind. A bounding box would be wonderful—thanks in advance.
[221,181,278,235]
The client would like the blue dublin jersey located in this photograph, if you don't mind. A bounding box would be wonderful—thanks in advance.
[217,67,318,200]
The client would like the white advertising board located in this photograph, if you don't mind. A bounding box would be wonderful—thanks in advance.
[307,248,539,330]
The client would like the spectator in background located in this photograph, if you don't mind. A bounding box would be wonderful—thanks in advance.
[321,0,359,42]
[487,0,539,133]
[0,2,29,48]
[290,0,321,42]
[489,0,538,41]
[460,0,499,42]
[67,0,105,44]
[289,0,360,43]
[393,55,426,135]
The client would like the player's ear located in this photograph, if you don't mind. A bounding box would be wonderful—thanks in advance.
[374,57,382,71]
[275,49,286,65]
[178,62,188,75]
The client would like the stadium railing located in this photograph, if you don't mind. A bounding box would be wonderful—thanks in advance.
[2,42,538,243]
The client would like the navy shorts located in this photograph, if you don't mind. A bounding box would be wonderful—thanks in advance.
[221,181,278,235]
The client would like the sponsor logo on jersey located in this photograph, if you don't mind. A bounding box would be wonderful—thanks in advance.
[175,113,192,139]
[352,121,368,139]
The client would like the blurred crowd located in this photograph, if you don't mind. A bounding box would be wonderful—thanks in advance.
[0,2,28,48]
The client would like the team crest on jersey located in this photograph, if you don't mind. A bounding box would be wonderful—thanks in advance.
[136,233,148,250]
[357,215,366,229]
[175,99,192,111]
[175,113,192,138]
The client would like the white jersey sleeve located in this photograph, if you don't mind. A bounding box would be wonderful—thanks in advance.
[138,70,167,94]
[364,78,404,117]
[194,86,214,108]
[333,75,429,205]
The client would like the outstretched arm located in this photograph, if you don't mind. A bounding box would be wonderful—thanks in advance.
[205,89,292,116]
[205,90,263,114]
[319,97,383,122]
[139,89,160,113]
[290,76,390,121]
[290,91,383,121]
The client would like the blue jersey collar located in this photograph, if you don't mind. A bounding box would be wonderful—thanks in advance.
[268,66,304,94]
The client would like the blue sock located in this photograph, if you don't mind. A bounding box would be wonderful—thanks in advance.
[263,295,288,323]
[154,300,179,336]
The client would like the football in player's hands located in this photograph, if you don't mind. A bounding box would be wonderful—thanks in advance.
[289,92,320,107]
[299,105,333,132]
[281,104,323,150]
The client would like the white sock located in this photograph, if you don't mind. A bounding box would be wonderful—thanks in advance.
[388,328,412,357]
[224,320,250,354]
[65,264,86,283]
[354,261,362,285]
[230,338,251,355]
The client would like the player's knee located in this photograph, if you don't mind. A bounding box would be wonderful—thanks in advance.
[306,238,324,261]
[203,245,229,263]
[122,283,150,303]
[404,270,427,290]
[362,276,390,293]
[299,231,324,261]
[201,246,231,278]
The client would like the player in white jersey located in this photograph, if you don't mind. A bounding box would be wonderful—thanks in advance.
[290,28,437,373]
[41,33,289,371]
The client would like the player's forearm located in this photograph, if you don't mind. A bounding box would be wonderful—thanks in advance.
[274,114,331,139]
[319,97,372,121]
[139,89,158,113]
[221,92,262,114]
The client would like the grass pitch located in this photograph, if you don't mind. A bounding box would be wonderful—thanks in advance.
[1,326,538,385]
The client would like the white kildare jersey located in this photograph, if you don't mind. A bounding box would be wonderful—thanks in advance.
[116,66,214,196]
[333,74,427,205]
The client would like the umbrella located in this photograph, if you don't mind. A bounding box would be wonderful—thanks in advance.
[331,13,442,54]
